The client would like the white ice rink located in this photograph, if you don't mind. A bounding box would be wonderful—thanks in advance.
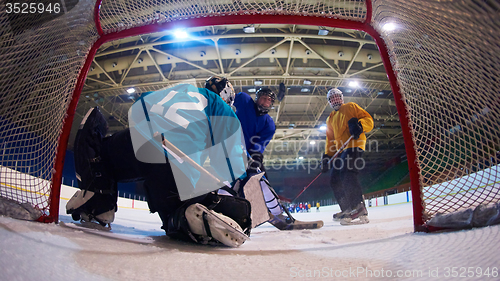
[1,181,499,281]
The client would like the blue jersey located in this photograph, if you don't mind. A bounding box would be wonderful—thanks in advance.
[129,84,247,200]
[234,92,276,154]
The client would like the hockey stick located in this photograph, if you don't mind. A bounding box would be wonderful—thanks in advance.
[289,135,354,202]
[160,136,224,186]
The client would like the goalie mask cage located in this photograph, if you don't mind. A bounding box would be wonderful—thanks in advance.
[0,0,498,231]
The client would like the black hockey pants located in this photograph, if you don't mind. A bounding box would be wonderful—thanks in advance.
[102,129,207,225]
[329,147,365,212]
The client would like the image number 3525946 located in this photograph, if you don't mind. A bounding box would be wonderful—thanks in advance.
[5,0,80,35]
[5,2,61,14]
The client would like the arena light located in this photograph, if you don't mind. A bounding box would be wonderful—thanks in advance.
[383,23,397,31]
[174,29,188,39]
[126,88,136,94]
[319,125,326,131]
[254,80,263,86]
[348,81,359,88]
[318,28,328,36]
[243,25,255,33]
[248,88,256,93]
[309,140,316,145]
[298,156,304,160]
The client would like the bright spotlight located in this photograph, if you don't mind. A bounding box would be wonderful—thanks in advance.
[348,81,359,88]
[383,23,396,31]
[298,156,304,160]
[127,88,136,94]
[319,125,326,131]
[310,140,316,145]
[174,29,188,39]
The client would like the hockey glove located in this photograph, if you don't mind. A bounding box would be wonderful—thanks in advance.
[247,152,264,174]
[348,118,363,140]
[321,154,332,173]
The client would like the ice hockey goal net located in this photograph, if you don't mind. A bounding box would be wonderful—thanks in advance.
[0,0,498,230]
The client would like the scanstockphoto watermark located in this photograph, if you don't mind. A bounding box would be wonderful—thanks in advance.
[290,266,499,279]
[249,136,381,174]
[290,266,426,279]
[249,136,381,155]
[266,154,367,174]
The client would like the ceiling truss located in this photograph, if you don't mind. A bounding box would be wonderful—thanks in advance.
[74,24,405,167]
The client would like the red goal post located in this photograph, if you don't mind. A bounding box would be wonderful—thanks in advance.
[0,0,498,232]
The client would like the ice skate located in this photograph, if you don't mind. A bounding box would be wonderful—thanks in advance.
[333,210,351,221]
[339,202,369,225]
[66,189,117,226]
[185,203,249,247]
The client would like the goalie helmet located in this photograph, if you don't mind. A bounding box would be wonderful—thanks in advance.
[255,88,276,115]
[327,88,344,111]
[205,76,235,106]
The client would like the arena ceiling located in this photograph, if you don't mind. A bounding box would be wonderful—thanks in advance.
[73,23,406,168]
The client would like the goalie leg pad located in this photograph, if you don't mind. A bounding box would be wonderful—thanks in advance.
[240,173,269,228]
[260,180,282,216]
[74,107,115,194]
[209,194,252,236]
[164,194,252,246]
[185,203,247,247]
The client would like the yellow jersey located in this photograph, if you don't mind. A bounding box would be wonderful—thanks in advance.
[324,102,374,156]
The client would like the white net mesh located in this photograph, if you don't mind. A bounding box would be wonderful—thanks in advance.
[0,0,498,227]
[0,0,98,220]
[371,0,500,220]
[98,0,367,33]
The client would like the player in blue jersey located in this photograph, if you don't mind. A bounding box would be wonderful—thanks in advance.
[67,76,252,247]
[234,88,276,176]
[230,88,323,230]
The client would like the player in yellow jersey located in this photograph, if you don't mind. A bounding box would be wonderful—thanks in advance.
[321,88,374,225]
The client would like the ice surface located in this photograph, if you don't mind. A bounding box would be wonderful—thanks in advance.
[1,194,499,280]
